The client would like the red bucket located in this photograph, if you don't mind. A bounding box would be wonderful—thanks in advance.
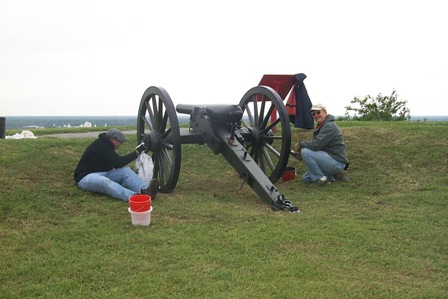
[282,166,296,182]
[129,194,151,212]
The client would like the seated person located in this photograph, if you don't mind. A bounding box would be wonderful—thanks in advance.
[74,128,159,200]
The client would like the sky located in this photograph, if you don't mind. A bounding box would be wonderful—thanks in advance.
[1,0,447,117]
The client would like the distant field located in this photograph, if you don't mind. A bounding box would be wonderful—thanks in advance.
[3,115,192,130]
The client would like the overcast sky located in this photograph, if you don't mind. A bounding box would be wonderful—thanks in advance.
[1,0,447,117]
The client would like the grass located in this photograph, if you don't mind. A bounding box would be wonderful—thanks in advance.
[1,121,447,298]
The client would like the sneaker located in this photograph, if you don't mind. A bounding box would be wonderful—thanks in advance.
[141,178,160,199]
[334,172,350,182]
[310,176,331,187]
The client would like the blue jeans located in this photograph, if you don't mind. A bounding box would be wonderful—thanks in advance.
[301,148,346,182]
[77,167,148,201]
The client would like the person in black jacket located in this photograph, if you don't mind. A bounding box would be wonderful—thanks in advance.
[295,104,350,187]
[74,128,159,201]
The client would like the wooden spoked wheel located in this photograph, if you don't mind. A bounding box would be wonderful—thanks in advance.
[238,86,291,183]
[137,86,181,193]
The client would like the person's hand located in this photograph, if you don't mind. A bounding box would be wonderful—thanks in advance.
[291,150,302,161]
[135,142,145,155]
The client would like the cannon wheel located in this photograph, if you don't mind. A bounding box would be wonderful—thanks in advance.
[239,86,291,183]
[137,86,181,193]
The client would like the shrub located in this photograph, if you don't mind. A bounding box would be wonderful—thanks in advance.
[344,89,411,121]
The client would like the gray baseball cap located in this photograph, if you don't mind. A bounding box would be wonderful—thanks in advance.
[106,128,127,142]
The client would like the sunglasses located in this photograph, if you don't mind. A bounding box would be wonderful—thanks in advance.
[311,111,321,116]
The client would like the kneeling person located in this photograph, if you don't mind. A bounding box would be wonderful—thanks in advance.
[296,104,349,186]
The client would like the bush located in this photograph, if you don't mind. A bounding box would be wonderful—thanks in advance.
[344,89,411,121]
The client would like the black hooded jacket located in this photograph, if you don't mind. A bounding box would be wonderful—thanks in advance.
[74,133,138,184]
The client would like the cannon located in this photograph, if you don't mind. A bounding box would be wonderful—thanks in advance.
[136,83,300,212]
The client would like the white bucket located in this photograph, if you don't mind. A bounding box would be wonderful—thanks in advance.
[128,206,153,226]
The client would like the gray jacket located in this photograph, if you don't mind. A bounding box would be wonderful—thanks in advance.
[299,115,348,165]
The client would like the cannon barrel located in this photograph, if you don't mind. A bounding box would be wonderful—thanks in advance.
[176,104,243,124]
[176,104,198,115]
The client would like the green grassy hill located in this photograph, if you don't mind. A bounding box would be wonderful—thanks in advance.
[1,122,447,298]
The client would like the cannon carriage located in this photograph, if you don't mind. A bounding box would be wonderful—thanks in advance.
[136,75,306,212]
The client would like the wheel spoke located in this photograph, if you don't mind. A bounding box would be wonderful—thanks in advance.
[159,147,172,187]
[157,97,163,130]
[160,127,172,141]
[258,95,266,126]
[141,113,152,132]
[160,109,169,133]
[253,95,259,125]
[260,103,275,129]
[263,117,281,133]
[145,96,156,127]
[246,99,254,124]
[262,146,276,172]
[264,142,281,158]
[258,147,265,172]
[241,119,250,129]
